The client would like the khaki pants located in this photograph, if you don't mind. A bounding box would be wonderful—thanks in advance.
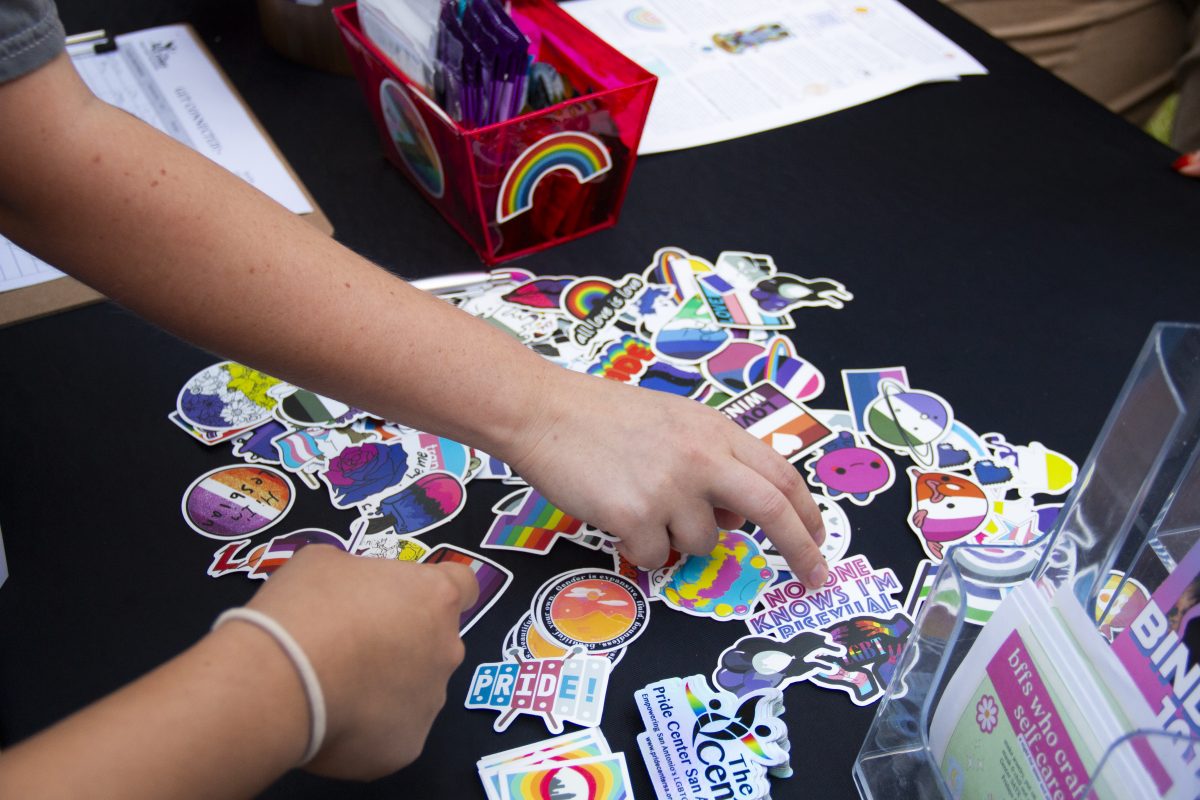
[942,0,1200,150]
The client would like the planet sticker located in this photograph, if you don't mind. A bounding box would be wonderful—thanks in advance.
[379,78,444,199]
[533,570,649,653]
[182,465,294,539]
[864,379,953,467]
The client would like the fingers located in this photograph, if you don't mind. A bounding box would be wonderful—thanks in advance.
[428,562,480,612]
[710,461,828,588]
[713,507,746,531]
[614,523,671,569]
[667,503,720,557]
[730,433,826,546]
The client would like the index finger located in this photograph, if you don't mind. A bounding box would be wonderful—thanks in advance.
[729,433,826,543]
[710,461,828,588]
[429,562,480,612]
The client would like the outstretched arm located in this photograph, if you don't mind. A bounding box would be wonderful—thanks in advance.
[0,53,828,586]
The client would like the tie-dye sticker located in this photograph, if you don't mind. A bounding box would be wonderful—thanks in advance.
[662,529,775,620]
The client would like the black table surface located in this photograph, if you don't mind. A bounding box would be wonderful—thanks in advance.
[2,1,1198,798]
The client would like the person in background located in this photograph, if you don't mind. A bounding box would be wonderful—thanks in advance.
[0,1,827,796]
[942,0,1200,176]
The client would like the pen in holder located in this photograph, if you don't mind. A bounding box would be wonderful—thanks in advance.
[854,322,1200,799]
[334,1,656,265]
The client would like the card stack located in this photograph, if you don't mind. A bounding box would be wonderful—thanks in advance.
[634,675,791,800]
[477,730,631,800]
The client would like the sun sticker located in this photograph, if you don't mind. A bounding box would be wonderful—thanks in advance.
[533,570,650,654]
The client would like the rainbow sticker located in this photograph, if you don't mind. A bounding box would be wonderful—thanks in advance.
[379,78,444,199]
[562,278,615,320]
[499,753,631,800]
[496,132,612,223]
[625,7,666,31]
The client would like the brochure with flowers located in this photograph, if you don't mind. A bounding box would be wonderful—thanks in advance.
[928,580,1186,799]
[1111,537,1200,789]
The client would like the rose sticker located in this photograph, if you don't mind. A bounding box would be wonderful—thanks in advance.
[321,442,412,508]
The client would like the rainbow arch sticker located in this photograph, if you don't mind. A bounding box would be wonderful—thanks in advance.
[496,131,613,223]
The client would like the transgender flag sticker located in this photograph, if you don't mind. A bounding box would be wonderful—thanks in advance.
[182,465,295,539]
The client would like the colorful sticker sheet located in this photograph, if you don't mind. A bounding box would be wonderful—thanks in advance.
[168,247,1081,797]
[477,730,630,800]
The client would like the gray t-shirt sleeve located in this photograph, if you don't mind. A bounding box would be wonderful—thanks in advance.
[0,0,65,84]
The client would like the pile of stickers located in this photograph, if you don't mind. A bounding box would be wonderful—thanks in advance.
[476,730,631,800]
[168,246,1081,800]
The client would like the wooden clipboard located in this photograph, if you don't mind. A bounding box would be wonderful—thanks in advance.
[0,24,333,329]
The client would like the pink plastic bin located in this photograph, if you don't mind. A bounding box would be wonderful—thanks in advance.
[334,2,656,265]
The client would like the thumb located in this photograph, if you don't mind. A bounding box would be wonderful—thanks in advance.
[429,562,480,612]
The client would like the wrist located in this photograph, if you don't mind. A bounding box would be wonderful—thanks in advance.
[200,619,311,770]
[481,360,579,472]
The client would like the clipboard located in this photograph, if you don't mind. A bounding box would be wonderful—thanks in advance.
[0,24,333,328]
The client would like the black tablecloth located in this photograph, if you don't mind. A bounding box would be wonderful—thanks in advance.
[2,1,1198,798]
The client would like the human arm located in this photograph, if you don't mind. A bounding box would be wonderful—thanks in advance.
[0,52,828,585]
[0,547,479,798]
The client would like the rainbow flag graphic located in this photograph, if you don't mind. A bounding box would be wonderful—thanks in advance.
[482,490,584,554]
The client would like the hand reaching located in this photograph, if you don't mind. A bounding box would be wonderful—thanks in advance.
[506,368,830,587]
[246,546,478,780]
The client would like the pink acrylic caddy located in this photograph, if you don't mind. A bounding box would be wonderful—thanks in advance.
[333,2,657,265]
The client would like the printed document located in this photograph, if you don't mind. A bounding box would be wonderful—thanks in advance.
[1,25,312,294]
[562,0,986,154]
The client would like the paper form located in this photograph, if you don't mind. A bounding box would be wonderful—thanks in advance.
[562,0,987,154]
[0,24,312,295]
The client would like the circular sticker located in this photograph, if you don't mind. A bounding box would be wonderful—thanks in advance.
[177,361,281,432]
[379,78,444,199]
[182,465,295,539]
[508,613,626,665]
[532,570,649,653]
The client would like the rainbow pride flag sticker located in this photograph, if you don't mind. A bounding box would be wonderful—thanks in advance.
[496,132,612,224]
[497,753,631,800]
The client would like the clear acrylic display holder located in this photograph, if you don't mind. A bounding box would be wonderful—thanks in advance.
[853,322,1200,799]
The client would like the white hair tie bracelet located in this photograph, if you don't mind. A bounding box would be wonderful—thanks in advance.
[212,607,327,765]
